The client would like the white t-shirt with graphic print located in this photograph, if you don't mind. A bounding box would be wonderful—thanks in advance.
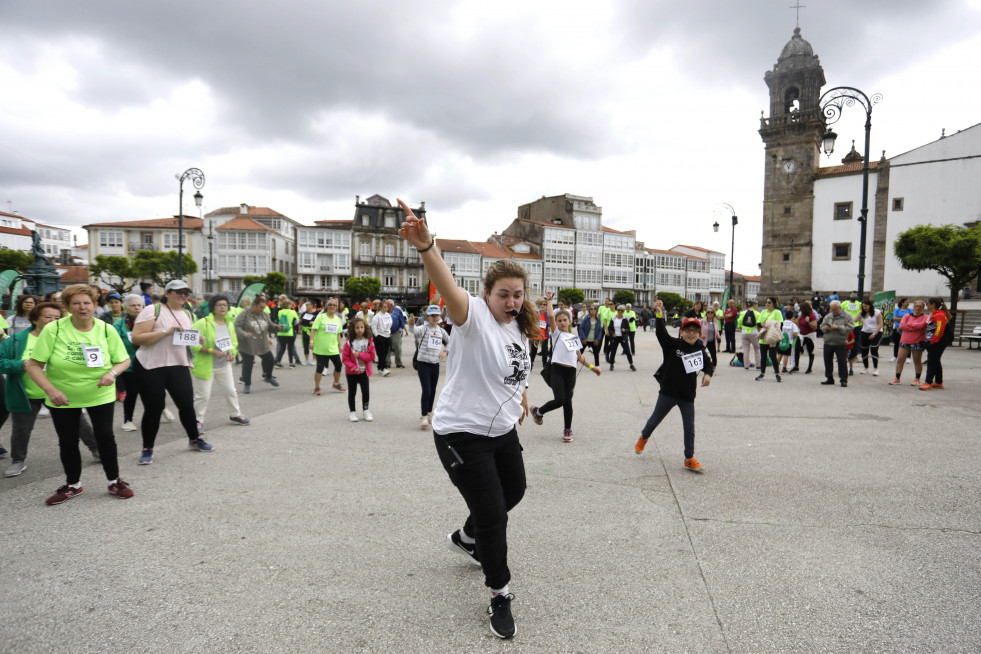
[549,329,581,367]
[432,295,530,438]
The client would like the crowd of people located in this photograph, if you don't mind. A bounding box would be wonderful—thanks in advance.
[0,262,959,640]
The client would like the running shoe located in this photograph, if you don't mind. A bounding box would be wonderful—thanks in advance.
[289,364,296,369]
[446,530,480,565]
[563,429,573,443]
[363,410,374,422]
[89,448,100,461]
[488,593,516,639]
[918,383,935,391]
[755,374,765,381]
[0,445,6,458]
[264,376,280,387]
[872,369,880,377]
[38,405,50,418]
[821,379,835,385]
[107,479,134,499]
[630,365,637,372]
[46,485,83,505]
[162,408,175,423]
[349,412,359,422]
[229,415,250,425]
[116,391,126,402]
[910,378,921,386]
[5,460,27,477]
[932,383,945,390]
[530,407,543,425]
[138,449,153,465]
[420,416,430,430]
[333,383,346,392]
[189,438,214,452]
[121,421,137,432]
[889,357,897,362]
[635,436,647,454]
[889,378,901,385]
[684,457,704,473]
[313,387,321,396]
[859,368,867,375]
[381,369,390,377]
[243,385,251,394]
[775,375,782,382]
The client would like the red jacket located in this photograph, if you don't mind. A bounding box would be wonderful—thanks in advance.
[926,310,948,344]
[341,338,376,376]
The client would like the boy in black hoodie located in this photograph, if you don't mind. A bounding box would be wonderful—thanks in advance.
[635,299,714,472]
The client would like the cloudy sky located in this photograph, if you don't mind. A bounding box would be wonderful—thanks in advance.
[2,0,979,275]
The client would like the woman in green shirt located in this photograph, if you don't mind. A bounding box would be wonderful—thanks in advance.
[25,284,133,505]
[191,295,248,433]
[274,298,301,368]
[754,297,785,382]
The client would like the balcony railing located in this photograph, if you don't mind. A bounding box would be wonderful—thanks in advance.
[355,255,423,266]
[129,241,155,252]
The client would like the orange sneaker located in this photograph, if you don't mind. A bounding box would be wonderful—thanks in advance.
[634,436,648,454]
[888,378,901,385]
[910,378,921,386]
[918,383,935,391]
[932,383,944,390]
[684,457,704,472]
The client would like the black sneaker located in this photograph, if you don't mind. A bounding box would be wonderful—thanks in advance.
[755,374,765,381]
[446,530,480,566]
[775,374,782,382]
[488,593,516,639]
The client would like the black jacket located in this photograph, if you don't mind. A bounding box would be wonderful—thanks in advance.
[652,316,714,401]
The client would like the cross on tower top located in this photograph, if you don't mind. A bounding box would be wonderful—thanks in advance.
[790,1,806,27]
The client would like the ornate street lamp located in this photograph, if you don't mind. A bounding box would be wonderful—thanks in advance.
[818,86,882,299]
[713,203,738,303]
[176,168,205,278]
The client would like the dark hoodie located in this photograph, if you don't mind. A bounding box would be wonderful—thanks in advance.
[652,315,714,402]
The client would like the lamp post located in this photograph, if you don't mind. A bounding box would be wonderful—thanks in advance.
[818,87,881,300]
[207,229,215,293]
[713,203,738,304]
[176,168,205,279]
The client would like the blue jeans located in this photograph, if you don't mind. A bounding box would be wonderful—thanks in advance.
[641,393,696,459]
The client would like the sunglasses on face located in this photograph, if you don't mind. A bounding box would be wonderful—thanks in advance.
[172,289,191,296]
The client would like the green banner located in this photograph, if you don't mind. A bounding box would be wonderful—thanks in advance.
[237,282,266,307]
[874,290,896,338]
[0,270,19,295]
[721,287,730,308]
[10,278,24,302]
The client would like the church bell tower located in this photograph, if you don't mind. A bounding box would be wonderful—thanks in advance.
[758,27,826,298]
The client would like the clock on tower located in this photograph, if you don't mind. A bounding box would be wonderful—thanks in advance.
[758,27,826,298]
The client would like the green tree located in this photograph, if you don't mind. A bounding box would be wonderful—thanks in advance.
[131,251,198,288]
[612,290,635,306]
[656,291,692,315]
[0,250,33,274]
[894,224,981,316]
[88,255,135,294]
[344,276,381,302]
[243,272,287,297]
[557,287,584,306]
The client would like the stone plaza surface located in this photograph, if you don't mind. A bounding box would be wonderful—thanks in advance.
[1,332,979,653]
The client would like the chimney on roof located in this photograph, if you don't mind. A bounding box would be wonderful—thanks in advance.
[240,204,248,214]
[355,195,360,204]
[420,201,425,210]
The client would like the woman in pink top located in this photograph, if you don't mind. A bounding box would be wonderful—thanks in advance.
[889,300,929,386]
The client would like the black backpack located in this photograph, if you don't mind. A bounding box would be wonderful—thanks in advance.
[742,310,757,328]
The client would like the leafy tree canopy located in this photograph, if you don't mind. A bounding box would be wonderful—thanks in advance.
[894,224,981,312]
[243,272,287,298]
[88,255,135,294]
[131,251,197,288]
[612,290,635,306]
[655,291,692,315]
[344,276,381,303]
[557,287,584,305]
[0,250,33,274]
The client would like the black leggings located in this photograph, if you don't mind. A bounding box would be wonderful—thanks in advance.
[135,359,198,448]
[860,332,883,370]
[51,402,118,485]
[241,351,274,385]
[434,428,526,590]
[529,339,549,368]
[374,336,391,372]
[799,337,815,371]
[417,361,440,416]
[346,373,369,411]
[893,330,902,358]
[119,370,140,422]
[924,341,947,384]
[705,340,717,368]
[758,343,780,375]
[582,339,602,367]
[608,335,633,365]
[302,330,312,356]
[538,364,577,430]
[640,393,696,459]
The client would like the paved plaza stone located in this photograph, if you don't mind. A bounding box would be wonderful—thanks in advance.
[1,331,979,653]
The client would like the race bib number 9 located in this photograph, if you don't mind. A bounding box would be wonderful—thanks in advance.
[83,345,104,368]
[681,351,704,374]
[173,329,201,346]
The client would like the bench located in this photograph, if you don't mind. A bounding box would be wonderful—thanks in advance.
[965,326,981,350]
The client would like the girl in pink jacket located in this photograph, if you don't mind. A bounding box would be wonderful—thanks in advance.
[341,317,376,422]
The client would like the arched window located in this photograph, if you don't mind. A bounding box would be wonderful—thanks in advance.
[784,87,800,114]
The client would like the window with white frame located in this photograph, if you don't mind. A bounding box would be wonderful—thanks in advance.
[384,243,395,257]
[360,243,370,257]
[408,273,418,288]
[99,231,123,248]
[161,232,187,250]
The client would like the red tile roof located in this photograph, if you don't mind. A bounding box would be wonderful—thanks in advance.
[56,266,89,283]
[602,226,636,235]
[207,205,286,217]
[0,225,32,236]
[84,217,204,230]
[816,160,881,178]
[436,239,480,254]
[469,241,511,258]
[0,210,22,220]
[672,244,723,255]
[646,248,693,257]
[215,216,279,233]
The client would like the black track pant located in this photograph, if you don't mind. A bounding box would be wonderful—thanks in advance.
[924,341,947,384]
[136,359,198,448]
[346,373,369,411]
[538,364,577,430]
[51,402,118,485]
[640,393,696,459]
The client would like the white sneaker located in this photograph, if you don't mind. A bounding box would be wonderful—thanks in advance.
[121,421,137,432]
[420,416,430,430]
[363,410,374,422]
[872,369,879,376]
[38,405,51,419]
[859,369,867,375]
[349,412,359,422]
[889,357,897,362]
[162,408,175,423]
[381,369,390,377]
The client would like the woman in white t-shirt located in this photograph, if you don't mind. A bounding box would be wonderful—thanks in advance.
[858,299,884,376]
[530,291,601,443]
[397,198,537,640]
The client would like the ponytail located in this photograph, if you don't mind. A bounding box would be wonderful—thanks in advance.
[516,299,542,342]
